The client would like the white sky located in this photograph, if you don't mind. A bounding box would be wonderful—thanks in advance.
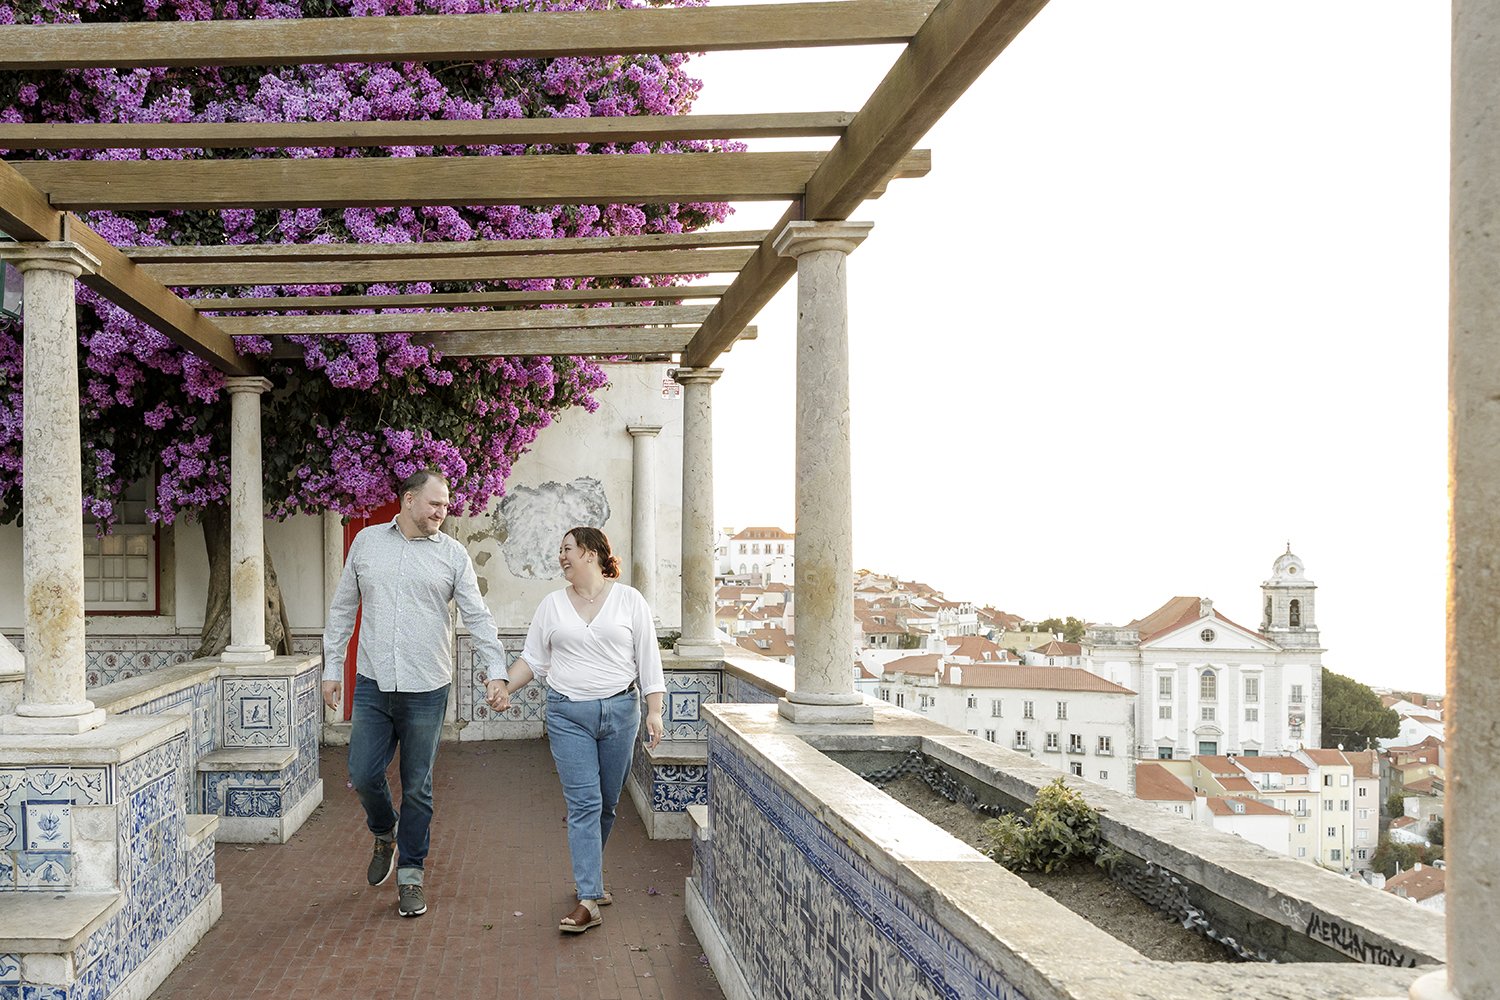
[686,1,1451,695]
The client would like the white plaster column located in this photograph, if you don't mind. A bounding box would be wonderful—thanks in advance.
[672,369,723,657]
[221,376,276,663]
[773,221,874,724]
[0,242,106,735]
[627,424,662,614]
[1412,3,1500,998]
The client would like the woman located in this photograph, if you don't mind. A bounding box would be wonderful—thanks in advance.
[486,526,665,934]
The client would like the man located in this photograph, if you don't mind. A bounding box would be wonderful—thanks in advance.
[322,469,507,918]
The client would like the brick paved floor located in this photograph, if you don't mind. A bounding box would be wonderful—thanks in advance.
[151,741,725,1000]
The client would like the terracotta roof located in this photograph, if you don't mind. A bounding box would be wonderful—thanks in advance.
[1135,763,1195,802]
[1128,595,1266,644]
[1344,750,1379,779]
[1029,640,1082,656]
[1403,776,1443,796]
[730,526,795,541]
[1207,796,1288,818]
[978,607,1025,629]
[1385,865,1445,902]
[1303,749,1352,767]
[1192,755,1242,775]
[1390,816,1418,829]
[934,665,1134,695]
[945,636,1007,661]
[1218,776,1259,795]
[734,626,794,658]
[1232,755,1311,774]
[883,653,943,676]
[1385,735,1443,756]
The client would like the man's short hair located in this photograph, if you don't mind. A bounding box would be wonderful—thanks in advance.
[397,469,448,502]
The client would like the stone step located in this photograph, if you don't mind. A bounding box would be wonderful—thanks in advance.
[196,747,295,772]
[186,813,220,849]
[0,891,120,954]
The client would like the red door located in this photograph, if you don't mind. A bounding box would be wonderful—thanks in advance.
[339,501,400,719]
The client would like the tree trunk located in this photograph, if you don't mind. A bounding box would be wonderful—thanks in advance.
[196,505,293,659]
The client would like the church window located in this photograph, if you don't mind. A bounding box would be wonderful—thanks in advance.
[1200,628,1215,643]
[1199,669,1218,701]
[1290,684,1304,705]
[1244,677,1259,704]
[1245,708,1259,722]
[1290,599,1302,627]
[1158,705,1172,719]
[1158,675,1172,699]
[1201,706,1216,722]
[1158,747,1174,760]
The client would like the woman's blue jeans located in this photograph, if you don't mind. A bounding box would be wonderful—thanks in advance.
[348,674,450,884]
[546,687,641,900]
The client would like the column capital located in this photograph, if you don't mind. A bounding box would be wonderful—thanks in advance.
[626,424,663,438]
[671,367,723,387]
[223,376,273,396]
[772,221,874,260]
[0,241,101,277]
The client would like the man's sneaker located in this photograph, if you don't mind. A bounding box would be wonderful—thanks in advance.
[398,883,427,918]
[367,838,396,886]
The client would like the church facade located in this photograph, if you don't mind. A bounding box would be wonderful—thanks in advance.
[1081,549,1324,762]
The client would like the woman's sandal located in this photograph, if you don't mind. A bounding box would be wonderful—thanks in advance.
[559,898,602,934]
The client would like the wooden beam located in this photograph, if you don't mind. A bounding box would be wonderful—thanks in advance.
[0,2,932,70]
[10,149,931,212]
[190,284,729,313]
[214,304,714,337]
[143,247,753,288]
[271,326,696,359]
[0,113,855,151]
[127,230,768,264]
[683,0,1046,366]
[0,158,61,241]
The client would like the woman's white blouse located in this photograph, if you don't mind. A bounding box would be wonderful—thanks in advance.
[521,583,667,700]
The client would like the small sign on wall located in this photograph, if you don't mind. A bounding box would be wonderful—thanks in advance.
[661,378,682,400]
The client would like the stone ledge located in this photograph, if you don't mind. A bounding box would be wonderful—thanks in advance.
[185,813,219,848]
[645,739,707,766]
[0,713,187,765]
[197,747,295,772]
[89,663,221,716]
[0,891,120,954]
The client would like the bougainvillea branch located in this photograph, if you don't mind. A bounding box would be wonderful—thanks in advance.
[0,0,735,527]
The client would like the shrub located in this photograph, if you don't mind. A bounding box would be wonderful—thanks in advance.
[981,778,1108,874]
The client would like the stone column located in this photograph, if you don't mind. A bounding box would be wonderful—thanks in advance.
[1413,3,1500,998]
[627,424,662,613]
[221,376,276,663]
[0,242,106,735]
[773,221,874,724]
[672,369,723,658]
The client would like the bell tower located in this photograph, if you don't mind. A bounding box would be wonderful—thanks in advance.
[1262,544,1319,648]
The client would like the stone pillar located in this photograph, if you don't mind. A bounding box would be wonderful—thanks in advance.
[773,221,874,724]
[221,376,276,663]
[0,242,106,735]
[672,369,723,658]
[1412,3,1500,998]
[627,424,662,613]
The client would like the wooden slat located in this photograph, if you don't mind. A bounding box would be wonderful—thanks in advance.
[0,113,855,151]
[214,304,714,337]
[270,326,696,360]
[144,248,752,288]
[683,0,1046,366]
[190,284,729,313]
[127,230,768,264]
[0,158,61,241]
[10,149,931,211]
[0,2,932,70]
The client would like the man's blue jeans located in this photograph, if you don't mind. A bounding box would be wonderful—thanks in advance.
[348,674,450,885]
[545,687,641,901]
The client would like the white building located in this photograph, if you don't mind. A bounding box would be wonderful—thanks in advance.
[1081,548,1323,763]
[719,525,795,583]
[878,661,1137,795]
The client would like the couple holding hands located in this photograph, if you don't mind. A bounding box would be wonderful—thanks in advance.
[321,469,664,932]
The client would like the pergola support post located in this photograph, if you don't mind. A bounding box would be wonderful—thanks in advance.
[1411,2,1500,997]
[0,242,106,735]
[627,424,663,614]
[220,376,276,663]
[773,221,873,725]
[673,368,724,658]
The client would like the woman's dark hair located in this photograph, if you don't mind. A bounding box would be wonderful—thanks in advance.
[567,526,620,578]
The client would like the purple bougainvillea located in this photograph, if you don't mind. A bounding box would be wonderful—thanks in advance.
[0,0,735,527]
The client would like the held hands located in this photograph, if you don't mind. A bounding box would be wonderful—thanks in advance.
[485,679,512,713]
[320,680,341,712]
[644,711,664,751]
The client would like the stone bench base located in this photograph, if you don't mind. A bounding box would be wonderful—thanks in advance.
[626,740,707,840]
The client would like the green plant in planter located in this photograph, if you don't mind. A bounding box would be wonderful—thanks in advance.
[982,778,1112,874]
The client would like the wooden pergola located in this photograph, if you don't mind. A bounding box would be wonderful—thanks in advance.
[0,0,1045,374]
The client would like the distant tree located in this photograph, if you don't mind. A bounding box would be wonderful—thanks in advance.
[1370,835,1438,878]
[1036,618,1064,635]
[897,633,925,650]
[1063,617,1087,643]
[1428,817,1443,847]
[1386,792,1409,819]
[1320,667,1400,750]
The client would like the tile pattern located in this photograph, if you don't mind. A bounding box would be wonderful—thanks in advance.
[661,670,720,740]
[651,764,708,813]
[455,635,545,731]
[0,766,113,890]
[120,679,216,815]
[722,673,780,706]
[1,632,321,688]
[198,667,321,819]
[705,731,1027,1000]
[221,678,290,749]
